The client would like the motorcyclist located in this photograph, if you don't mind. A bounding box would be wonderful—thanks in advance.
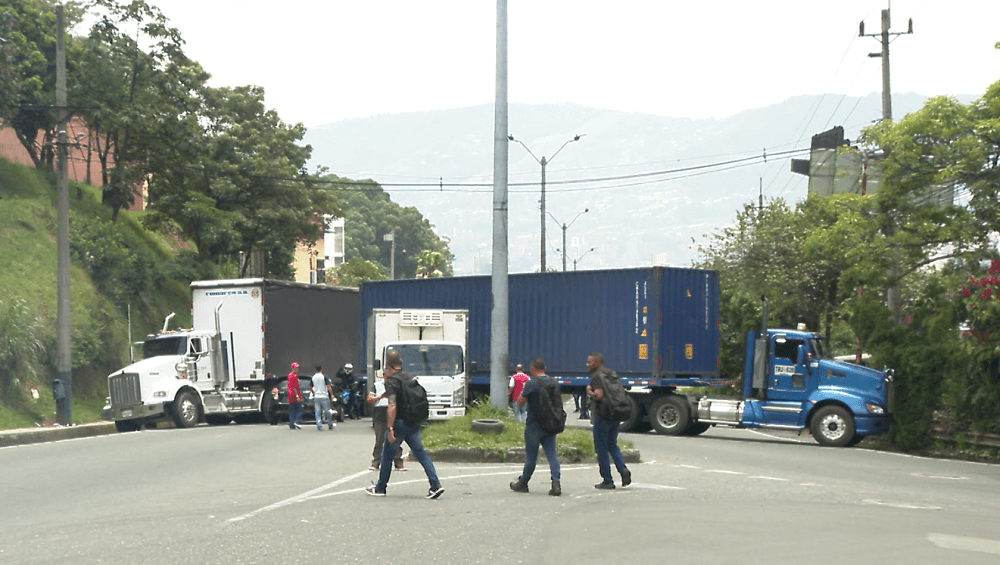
[336,363,360,419]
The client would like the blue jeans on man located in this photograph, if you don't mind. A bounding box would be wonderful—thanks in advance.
[289,401,303,429]
[592,415,626,484]
[376,417,442,492]
[518,421,561,484]
[511,400,527,423]
[314,396,332,429]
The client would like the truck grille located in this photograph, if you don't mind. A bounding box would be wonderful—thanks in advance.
[109,373,142,407]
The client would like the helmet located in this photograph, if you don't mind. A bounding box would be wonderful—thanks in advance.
[344,363,354,371]
[291,362,299,369]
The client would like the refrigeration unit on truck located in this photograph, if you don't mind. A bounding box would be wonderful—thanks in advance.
[103,279,359,432]
[357,267,894,447]
[364,308,468,420]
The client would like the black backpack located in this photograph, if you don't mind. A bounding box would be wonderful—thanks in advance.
[533,376,566,435]
[391,373,429,426]
[597,370,631,423]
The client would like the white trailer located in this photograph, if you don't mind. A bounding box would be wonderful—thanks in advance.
[367,309,468,420]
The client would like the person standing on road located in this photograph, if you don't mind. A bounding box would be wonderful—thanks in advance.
[586,352,631,489]
[509,358,561,496]
[366,371,405,472]
[508,364,530,424]
[311,365,335,430]
[365,350,444,499]
[287,362,304,430]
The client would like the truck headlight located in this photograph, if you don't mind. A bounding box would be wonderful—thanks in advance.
[866,403,885,414]
[154,391,167,398]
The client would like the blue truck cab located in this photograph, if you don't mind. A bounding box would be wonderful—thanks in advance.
[679,327,894,446]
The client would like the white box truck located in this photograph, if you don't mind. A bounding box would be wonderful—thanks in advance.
[367,309,467,420]
[104,279,359,431]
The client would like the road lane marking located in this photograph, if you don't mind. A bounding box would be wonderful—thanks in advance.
[928,533,1000,555]
[862,499,942,510]
[226,470,370,523]
[912,473,969,480]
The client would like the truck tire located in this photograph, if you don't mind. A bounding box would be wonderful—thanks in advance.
[619,396,644,432]
[171,391,201,429]
[810,405,855,447]
[471,419,505,434]
[261,390,279,426]
[114,419,141,433]
[649,395,690,436]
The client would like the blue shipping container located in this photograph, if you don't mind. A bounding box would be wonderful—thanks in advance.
[359,267,720,383]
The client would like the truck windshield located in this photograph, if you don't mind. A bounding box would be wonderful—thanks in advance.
[390,344,464,377]
[142,336,188,358]
[808,338,832,360]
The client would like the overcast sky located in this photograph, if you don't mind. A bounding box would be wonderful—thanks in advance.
[145,0,999,128]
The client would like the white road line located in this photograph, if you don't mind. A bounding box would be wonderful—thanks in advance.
[862,499,942,510]
[749,475,789,481]
[226,470,370,523]
[928,533,1000,555]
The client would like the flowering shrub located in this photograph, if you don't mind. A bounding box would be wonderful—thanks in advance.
[954,260,1000,434]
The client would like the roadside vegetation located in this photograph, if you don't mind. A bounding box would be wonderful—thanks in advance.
[421,399,633,461]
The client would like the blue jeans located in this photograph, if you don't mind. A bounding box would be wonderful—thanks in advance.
[289,402,303,428]
[377,418,441,491]
[519,422,560,483]
[314,396,332,428]
[592,415,626,484]
[511,401,527,423]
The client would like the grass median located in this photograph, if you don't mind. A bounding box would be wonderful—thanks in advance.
[421,398,634,462]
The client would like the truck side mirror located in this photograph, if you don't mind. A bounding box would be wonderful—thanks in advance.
[797,344,809,367]
[373,359,381,371]
[469,361,477,373]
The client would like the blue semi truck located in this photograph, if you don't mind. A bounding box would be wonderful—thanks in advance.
[359,267,893,446]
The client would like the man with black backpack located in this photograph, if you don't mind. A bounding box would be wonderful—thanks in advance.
[365,349,444,499]
[586,352,632,490]
[509,358,562,497]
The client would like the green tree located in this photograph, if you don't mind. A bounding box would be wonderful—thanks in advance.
[0,0,86,169]
[416,250,448,278]
[952,260,1000,434]
[329,176,453,279]
[330,258,387,287]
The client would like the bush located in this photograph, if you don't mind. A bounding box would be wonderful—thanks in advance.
[421,397,632,460]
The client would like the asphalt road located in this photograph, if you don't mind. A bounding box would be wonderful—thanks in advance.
[2,417,998,565]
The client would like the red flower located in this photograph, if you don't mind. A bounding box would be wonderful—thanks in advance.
[989,260,1000,275]
[984,288,994,300]
[963,287,973,297]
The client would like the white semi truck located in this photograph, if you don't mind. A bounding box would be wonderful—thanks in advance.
[366,309,468,420]
[104,279,359,431]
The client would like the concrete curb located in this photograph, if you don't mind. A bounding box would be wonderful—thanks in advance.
[0,421,117,448]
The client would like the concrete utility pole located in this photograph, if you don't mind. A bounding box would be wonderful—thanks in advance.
[55,4,73,425]
[490,0,510,410]
[383,230,395,279]
[860,8,912,325]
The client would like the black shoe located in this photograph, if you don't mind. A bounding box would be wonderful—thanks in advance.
[510,479,529,493]
[621,468,632,488]
[549,481,561,496]
[426,486,445,499]
[594,482,616,490]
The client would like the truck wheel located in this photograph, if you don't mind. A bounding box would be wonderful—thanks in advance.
[261,390,279,426]
[471,419,505,434]
[619,396,643,432]
[114,420,141,433]
[171,391,201,428]
[649,395,690,436]
[811,405,855,447]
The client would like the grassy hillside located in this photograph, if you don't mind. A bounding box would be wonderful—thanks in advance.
[0,157,192,429]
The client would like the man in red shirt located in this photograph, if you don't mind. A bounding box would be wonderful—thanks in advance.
[287,362,304,429]
[508,364,530,423]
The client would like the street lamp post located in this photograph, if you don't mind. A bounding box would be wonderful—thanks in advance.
[548,208,588,272]
[509,134,585,272]
[383,230,395,279]
[573,247,596,270]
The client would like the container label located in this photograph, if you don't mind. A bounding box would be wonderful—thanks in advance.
[685,344,693,359]
[639,344,648,360]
